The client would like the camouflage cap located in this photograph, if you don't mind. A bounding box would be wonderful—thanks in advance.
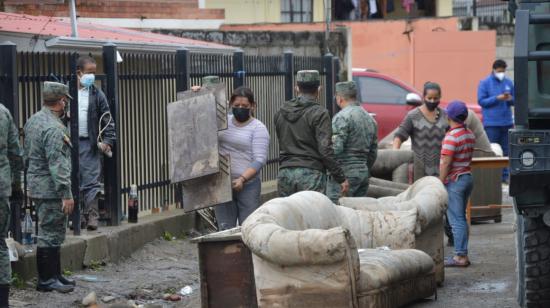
[296,70,320,83]
[335,81,357,96]
[202,76,221,86]
[43,81,73,102]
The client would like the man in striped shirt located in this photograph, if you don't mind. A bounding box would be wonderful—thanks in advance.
[440,100,475,268]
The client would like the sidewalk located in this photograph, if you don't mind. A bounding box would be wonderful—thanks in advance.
[13,180,278,281]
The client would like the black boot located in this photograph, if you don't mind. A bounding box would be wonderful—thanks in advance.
[55,247,75,286]
[36,247,74,293]
[0,284,9,308]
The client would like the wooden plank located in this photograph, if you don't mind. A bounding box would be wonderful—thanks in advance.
[198,240,258,308]
[182,154,232,212]
[167,91,219,182]
[470,157,509,169]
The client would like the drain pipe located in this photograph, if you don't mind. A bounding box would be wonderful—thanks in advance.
[69,0,78,37]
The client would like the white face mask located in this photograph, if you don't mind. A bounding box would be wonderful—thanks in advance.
[494,72,505,81]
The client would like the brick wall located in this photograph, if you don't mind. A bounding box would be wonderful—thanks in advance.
[4,0,224,20]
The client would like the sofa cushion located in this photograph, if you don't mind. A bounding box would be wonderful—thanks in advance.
[340,207,417,249]
[339,176,447,234]
[357,249,434,292]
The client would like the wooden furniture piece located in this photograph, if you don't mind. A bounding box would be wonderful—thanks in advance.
[192,228,257,308]
[467,157,510,224]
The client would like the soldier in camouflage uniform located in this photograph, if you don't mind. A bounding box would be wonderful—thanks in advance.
[24,82,75,293]
[326,81,378,203]
[0,103,23,307]
[275,70,349,197]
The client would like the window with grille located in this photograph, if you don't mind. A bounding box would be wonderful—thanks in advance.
[281,0,313,23]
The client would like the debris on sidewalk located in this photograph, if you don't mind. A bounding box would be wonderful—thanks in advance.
[82,291,97,306]
[102,295,116,303]
[180,285,193,296]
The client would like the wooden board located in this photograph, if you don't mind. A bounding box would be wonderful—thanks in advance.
[177,84,228,131]
[181,154,232,212]
[198,239,258,308]
[167,92,219,182]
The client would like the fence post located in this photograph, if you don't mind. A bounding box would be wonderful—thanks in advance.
[175,48,190,208]
[323,52,335,117]
[0,42,22,241]
[284,51,294,101]
[333,56,341,114]
[67,53,82,235]
[233,49,245,89]
[102,43,122,226]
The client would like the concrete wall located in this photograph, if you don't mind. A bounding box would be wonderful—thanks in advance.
[205,0,325,24]
[496,34,514,81]
[158,28,350,78]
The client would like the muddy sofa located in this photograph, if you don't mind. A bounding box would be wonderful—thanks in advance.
[339,176,448,285]
[241,185,444,308]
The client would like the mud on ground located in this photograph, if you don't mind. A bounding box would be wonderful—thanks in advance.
[11,237,201,308]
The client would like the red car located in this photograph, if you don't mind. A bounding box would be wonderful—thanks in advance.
[352,69,482,139]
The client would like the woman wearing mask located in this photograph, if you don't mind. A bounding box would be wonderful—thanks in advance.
[392,82,448,177]
[212,86,270,230]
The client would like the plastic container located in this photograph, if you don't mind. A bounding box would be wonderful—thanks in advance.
[128,184,138,223]
[22,209,33,245]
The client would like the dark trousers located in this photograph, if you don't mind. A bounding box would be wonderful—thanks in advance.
[484,125,512,181]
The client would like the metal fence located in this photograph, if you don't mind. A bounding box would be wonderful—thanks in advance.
[0,42,340,238]
[453,0,513,26]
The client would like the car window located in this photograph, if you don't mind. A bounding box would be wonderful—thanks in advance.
[354,76,408,105]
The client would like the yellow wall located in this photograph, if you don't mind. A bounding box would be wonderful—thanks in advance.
[436,0,452,17]
[205,0,326,24]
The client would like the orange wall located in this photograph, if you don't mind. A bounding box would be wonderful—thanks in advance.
[223,17,496,104]
[350,18,459,83]
[414,31,496,105]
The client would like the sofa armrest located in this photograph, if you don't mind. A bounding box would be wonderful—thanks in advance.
[242,212,353,266]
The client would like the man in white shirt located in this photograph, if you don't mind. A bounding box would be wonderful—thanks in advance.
[76,56,116,231]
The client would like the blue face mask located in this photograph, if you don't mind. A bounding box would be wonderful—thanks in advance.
[80,73,95,88]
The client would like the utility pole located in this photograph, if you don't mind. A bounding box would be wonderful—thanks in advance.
[69,0,78,37]
[324,0,332,53]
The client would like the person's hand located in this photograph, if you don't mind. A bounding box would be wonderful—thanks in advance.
[497,93,512,101]
[340,179,350,196]
[62,199,74,215]
[99,143,111,153]
[191,86,201,92]
[232,177,245,192]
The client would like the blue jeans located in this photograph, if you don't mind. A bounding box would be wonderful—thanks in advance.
[214,176,261,230]
[446,174,474,256]
[484,126,512,181]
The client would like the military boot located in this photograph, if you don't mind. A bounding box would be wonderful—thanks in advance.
[87,198,99,231]
[55,247,75,286]
[0,284,9,308]
[36,247,74,293]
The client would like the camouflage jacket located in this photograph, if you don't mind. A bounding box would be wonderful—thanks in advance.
[24,107,72,199]
[332,104,378,168]
[0,104,23,197]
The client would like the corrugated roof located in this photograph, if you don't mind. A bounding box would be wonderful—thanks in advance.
[0,12,231,50]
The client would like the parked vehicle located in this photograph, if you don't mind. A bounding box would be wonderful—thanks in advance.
[352,68,482,139]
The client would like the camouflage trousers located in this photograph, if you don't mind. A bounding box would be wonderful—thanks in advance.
[0,198,10,284]
[327,164,369,204]
[277,167,327,197]
[34,199,66,248]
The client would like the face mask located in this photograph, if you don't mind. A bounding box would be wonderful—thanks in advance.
[80,73,95,88]
[494,72,505,81]
[232,107,251,123]
[425,100,440,111]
